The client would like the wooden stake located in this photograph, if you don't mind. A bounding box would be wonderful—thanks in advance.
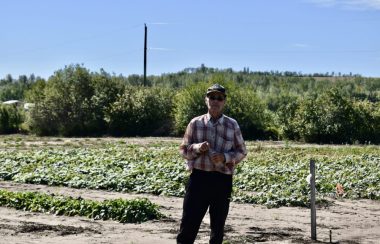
[330,229,332,243]
[310,159,317,240]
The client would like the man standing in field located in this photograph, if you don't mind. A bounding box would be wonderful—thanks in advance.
[177,84,247,244]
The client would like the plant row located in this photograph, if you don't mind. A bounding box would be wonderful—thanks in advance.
[0,144,379,207]
[0,189,163,223]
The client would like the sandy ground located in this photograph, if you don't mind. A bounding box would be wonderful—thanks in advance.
[0,181,379,244]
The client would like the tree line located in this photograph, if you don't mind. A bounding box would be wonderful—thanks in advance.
[1,64,379,144]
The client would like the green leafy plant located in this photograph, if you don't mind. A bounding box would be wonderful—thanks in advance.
[0,143,378,208]
[0,189,163,223]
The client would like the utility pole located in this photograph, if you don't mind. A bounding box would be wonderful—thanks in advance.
[144,23,147,86]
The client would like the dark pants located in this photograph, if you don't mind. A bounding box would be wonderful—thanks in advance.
[177,168,233,244]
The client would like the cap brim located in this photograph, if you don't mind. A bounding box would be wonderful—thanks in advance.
[206,91,226,96]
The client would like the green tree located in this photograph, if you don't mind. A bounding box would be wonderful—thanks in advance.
[106,86,174,136]
[27,65,94,135]
[173,82,210,135]
[282,89,379,144]
[88,70,125,134]
[0,105,24,134]
[173,81,273,139]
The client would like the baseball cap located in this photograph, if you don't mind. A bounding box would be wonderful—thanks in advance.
[206,84,226,97]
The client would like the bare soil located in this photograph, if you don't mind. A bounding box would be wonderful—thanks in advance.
[0,181,379,244]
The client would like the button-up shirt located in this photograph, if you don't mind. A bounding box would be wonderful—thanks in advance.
[180,113,247,175]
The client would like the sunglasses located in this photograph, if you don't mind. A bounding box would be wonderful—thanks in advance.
[208,95,225,101]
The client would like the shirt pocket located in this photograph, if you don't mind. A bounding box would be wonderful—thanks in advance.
[221,138,234,152]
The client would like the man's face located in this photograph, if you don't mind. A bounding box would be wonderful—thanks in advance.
[205,92,226,116]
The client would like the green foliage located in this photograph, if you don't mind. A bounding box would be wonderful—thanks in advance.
[0,189,163,223]
[86,70,125,134]
[26,65,124,136]
[223,82,274,139]
[1,143,378,208]
[233,148,378,207]
[173,82,210,134]
[2,64,380,143]
[106,86,174,136]
[274,94,300,140]
[0,105,24,134]
[26,65,92,135]
[25,78,46,102]
[26,65,172,136]
[149,66,379,101]
[0,74,37,101]
[173,81,274,139]
[278,89,380,144]
[351,100,380,144]
[0,145,188,197]
[0,83,24,101]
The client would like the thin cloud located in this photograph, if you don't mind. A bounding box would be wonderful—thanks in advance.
[308,0,380,10]
[308,0,337,7]
[147,22,170,25]
[292,43,311,48]
[149,47,174,51]
[344,0,380,10]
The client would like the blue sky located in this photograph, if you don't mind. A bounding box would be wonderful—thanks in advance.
[1,0,380,79]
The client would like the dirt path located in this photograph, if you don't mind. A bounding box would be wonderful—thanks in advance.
[0,181,379,244]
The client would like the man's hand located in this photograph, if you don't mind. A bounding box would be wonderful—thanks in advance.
[199,141,210,153]
[225,162,234,170]
[210,152,225,164]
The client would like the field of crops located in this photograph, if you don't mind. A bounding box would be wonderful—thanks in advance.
[1,136,379,210]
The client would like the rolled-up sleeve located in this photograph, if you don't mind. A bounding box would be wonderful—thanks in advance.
[224,124,247,165]
[179,121,201,160]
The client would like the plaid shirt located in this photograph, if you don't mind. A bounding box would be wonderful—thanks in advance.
[180,113,247,175]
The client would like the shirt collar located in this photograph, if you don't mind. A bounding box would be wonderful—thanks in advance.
[206,113,224,125]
